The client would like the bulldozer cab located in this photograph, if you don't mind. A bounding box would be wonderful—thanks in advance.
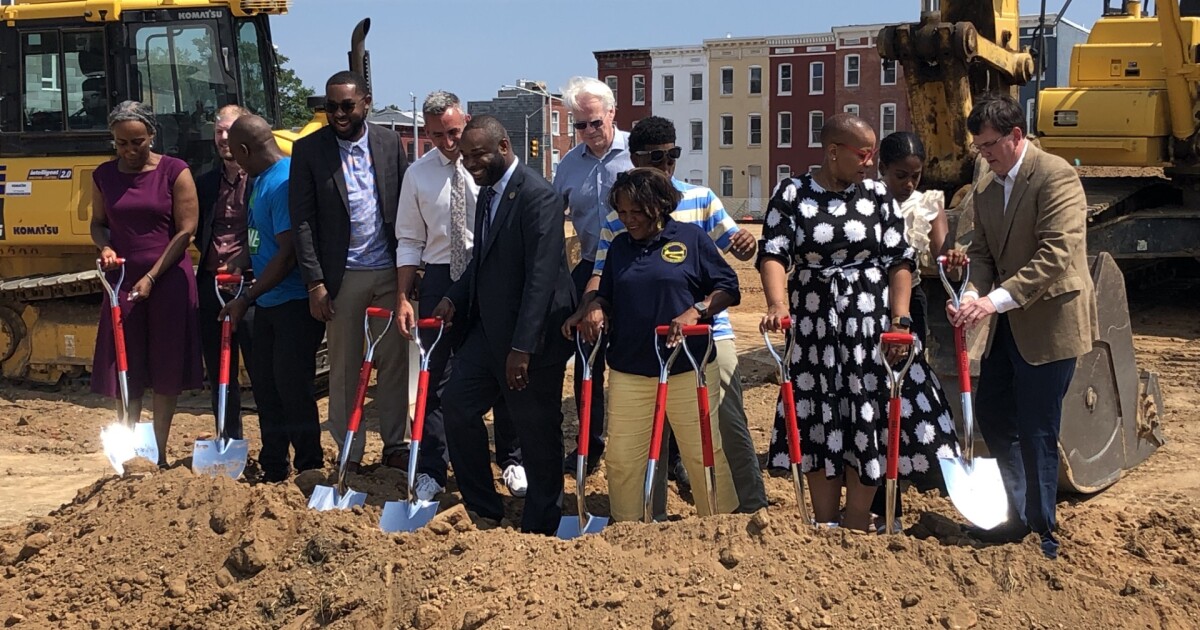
[0,4,281,175]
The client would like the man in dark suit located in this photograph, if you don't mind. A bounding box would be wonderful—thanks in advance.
[950,94,1098,559]
[195,104,253,440]
[289,71,410,472]
[432,115,576,535]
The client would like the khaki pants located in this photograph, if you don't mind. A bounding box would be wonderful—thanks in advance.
[606,366,738,522]
[326,268,409,463]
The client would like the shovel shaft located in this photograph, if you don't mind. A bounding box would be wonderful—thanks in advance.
[406,438,421,497]
[110,304,132,423]
[647,382,669,463]
[697,385,714,468]
[886,396,901,481]
[953,325,970,394]
[781,382,801,464]
[411,369,431,442]
[218,319,232,387]
[578,375,593,457]
[790,463,811,524]
[642,459,659,524]
[347,359,373,433]
[885,480,898,534]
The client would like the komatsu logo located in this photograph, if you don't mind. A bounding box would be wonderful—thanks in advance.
[177,9,224,20]
[12,225,59,236]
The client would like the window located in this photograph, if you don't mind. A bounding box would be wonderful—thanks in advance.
[808,165,822,174]
[749,66,762,95]
[881,103,897,137]
[567,112,574,130]
[778,63,792,95]
[777,165,792,183]
[662,74,674,103]
[551,149,561,179]
[20,30,109,132]
[236,20,272,123]
[605,75,618,102]
[423,141,432,155]
[690,72,703,101]
[720,167,734,197]
[845,54,860,87]
[843,103,860,116]
[690,120,703,151]
[777,112,792,147]
[748,114,762,146]
[632,74,645,105]
[809,111,824,147]
[809,61,824,94]
[720,114,733,146]
[720,67,734,95]
[551,110,560,136]
[406,141,416,163]
[881,59,897,85]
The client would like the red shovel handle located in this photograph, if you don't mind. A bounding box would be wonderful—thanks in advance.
[953,326,971,394]
[578,374,593,457]
[218,319,232,387]
[780,316,792,328]
[346,359,373,432]
[366,306,393,320]
[881,331,914,346]
[416,317,443,329]
[697,385,715,467]
[111,305,128,372]
[647,382,670,462]
[655,324,712,336]
[215,273,242,284]
[781,381,802,464]
[411,369,431,442]
[886,395,901,481]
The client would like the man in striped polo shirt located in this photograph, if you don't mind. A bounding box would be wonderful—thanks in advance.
[576,115,766,515]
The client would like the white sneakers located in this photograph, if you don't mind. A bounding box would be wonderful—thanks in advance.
[413,473,445,502]
[502,465,528,497]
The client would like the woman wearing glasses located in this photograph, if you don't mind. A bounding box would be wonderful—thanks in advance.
[758,114,958,531]
[576,167,740,522]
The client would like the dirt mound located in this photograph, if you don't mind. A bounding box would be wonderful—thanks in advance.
[0,468,1197,629]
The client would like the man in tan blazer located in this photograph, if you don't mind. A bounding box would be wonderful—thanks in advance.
[949,94,1098,560]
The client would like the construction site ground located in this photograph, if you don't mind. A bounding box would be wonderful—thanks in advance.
[1,233,1198,629]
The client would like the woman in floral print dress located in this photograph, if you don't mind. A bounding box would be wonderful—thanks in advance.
[758,114,959,531]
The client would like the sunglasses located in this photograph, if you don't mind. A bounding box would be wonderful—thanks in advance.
[834,142,878,164]
[634,147,683,163]
[573,119,605,131]
[324,98,363,114]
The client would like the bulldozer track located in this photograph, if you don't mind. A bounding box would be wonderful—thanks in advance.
[0,271,103,303]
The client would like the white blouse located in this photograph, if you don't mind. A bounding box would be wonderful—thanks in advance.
[896,189,944,285]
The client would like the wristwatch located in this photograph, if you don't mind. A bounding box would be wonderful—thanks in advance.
[693,301,710,319]
[891,315,913,329]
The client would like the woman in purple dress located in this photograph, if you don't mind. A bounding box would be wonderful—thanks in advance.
[91,101,203,466]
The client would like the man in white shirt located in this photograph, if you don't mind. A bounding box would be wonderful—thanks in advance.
[395,91,526,501]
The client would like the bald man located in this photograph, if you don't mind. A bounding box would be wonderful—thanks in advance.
[220,115,325,482]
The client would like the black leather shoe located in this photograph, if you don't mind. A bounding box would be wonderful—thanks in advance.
[963,522,1031,544]
[668,459,691,490]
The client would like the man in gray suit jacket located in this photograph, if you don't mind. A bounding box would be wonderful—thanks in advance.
[289,71,410,471]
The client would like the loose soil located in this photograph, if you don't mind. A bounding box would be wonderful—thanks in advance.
[1,234,1199,629]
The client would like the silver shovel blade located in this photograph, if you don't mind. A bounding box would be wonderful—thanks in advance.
[379,499,439,532]
[191,438,249,479]
[307,484,368,511]
[101,422,159,475]
[938,455,1010,530]
[555,514,609,540]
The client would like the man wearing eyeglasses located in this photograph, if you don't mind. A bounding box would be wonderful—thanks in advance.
[565,115,765,515]
[289,71,411,474]
[552,76,635,476]
[948,93,1097,560]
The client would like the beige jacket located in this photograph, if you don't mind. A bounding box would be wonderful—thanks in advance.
[966,142,1098,366]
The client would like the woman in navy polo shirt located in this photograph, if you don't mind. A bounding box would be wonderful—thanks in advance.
[577,168,740,522]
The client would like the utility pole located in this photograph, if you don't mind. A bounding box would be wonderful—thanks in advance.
[410,92,419,159]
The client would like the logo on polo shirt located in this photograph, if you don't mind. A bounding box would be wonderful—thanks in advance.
[661,242,687,263]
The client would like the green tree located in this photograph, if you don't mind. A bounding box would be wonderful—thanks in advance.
[276,52,315,129]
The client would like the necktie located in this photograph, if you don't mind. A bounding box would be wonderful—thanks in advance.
[478,186,496,245]
[448,162,468,281]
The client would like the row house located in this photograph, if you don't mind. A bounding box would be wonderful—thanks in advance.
[650,45,708,186]
[594,49,653,132]
[832,24,911,148]
[704,35,771,212]
[768,32,836,185]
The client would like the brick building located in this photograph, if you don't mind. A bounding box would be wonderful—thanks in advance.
[368,106,429,162]
[768,32,835,185]
[467,81,570,180]
[831,24,911,143]
[593,49,652,132]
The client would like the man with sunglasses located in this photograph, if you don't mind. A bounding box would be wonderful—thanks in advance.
[553,76,634,476]
[289,70,411,473]
[567,115,766,515]
[948,93,1097,560]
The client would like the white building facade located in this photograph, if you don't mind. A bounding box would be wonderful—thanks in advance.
[650,45,708,186]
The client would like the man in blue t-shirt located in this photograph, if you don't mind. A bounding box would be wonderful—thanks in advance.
[220,115,325,482]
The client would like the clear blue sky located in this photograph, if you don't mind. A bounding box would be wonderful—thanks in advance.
[272,0,1096,109]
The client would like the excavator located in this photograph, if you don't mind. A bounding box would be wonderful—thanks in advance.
[0,0,370,384]
[878,0,1184,493]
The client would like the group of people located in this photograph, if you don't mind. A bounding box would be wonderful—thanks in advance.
[89,70,1094,557]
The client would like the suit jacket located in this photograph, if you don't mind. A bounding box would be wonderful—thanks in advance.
[444,163,576,368]
[288,123,408,299]
[966,142,1098,365]
[194,166,252,274]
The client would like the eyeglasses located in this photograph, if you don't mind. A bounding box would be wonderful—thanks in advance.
[834,143,878,165]
[970,132,1010,152]
[573,119,605,131]
[634,147,682,163]
[324,98,364,114]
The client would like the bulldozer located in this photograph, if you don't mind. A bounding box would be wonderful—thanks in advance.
[879,0,1175,493]
[0,0,372,385]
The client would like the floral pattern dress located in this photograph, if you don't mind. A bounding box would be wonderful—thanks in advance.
[759,174,959,484]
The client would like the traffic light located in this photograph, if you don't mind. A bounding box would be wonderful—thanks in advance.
[530,137,539,159]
